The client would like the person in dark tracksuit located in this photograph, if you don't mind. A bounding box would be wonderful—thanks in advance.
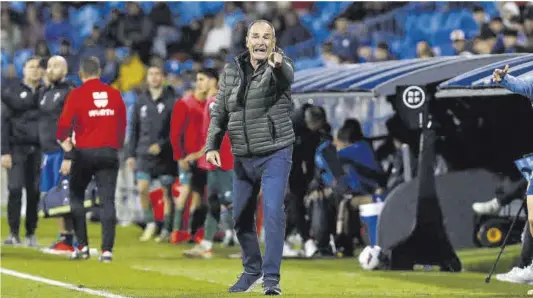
[126,65,177,243]
[1,57,43,247]
[205,20,294,295]
[56,57,127,263]
[38,56,78,254]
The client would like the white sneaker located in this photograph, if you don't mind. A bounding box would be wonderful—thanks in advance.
[139,222,157,242]
[496,267,525,283]
[283,242,300,258]
[527,289,533,295]
[497,266,533,284]
[287,233,303,247]
[472,198,501,215]
[304,239,318,258]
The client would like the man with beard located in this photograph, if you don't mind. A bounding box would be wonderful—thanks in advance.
[126,65,177,243]
[38,56,78,254]
[1,57,43,246]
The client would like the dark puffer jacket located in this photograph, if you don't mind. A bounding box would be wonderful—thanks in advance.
[205,50,295,157]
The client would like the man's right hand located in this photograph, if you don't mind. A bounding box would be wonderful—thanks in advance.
[493,64,509,83]
[178,159,190,172]
[126,157,135,170]
[1,154,12,169]
[206,151,221,167]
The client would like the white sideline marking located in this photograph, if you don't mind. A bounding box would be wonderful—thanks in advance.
[0,268,129,298]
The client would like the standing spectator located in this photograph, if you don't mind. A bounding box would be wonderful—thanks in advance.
[328,17,359,62]
[44,3,72,43]
[22,3,44,49]
[1,57,43,246]
[203,13,232,57]
[117,2,155,64]
[1,9,22,56]
[450,29,474,56]
[150,3,180,59]
[278,12,312,48]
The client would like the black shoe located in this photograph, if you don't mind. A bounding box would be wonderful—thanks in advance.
[263,279,282,296]
[228,272,263,293]
[4,234,21,246]
[70,246,90,260]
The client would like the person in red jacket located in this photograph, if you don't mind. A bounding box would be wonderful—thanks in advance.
[56,56,126,263]
[183,68,236,258]
[169,70,208,243]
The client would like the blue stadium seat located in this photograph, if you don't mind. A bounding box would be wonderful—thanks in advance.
[48,42,61,55]
[1,50,11,68]
[66,74,81,87]
[202,2,224,14]
[122,90,137,108]
[139,2,154,14]
[165,60,181,75]
[13,49,34,77]
[182,60,194,72]
[115,47,130,62]
[8,1,25,13]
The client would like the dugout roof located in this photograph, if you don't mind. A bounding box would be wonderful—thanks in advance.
[292,54,525,98]
[436,54,533,98]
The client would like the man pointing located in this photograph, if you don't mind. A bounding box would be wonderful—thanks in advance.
[205,20,294,296]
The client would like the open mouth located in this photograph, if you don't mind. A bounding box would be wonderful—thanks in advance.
[254,48,267,54]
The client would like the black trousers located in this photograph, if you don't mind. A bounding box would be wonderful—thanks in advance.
[69,147,119,252]
[518,222,533,268]
[7,145,41,236]
[285,173,311,242]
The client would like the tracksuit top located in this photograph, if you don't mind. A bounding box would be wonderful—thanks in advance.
[170,94,206,161]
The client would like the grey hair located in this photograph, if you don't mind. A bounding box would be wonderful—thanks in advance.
[247,19,276,38]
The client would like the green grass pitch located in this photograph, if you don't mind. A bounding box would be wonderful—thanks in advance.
[1,216,531,297]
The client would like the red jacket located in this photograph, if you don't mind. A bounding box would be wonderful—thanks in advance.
[197,96,234,171]
[170,94,206,161]
[56,79,126,150]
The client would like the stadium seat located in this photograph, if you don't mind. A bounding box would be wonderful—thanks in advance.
[165,60,181,75]
[13,49,34,77]
[139,2,154,14]
[115,47,130,62]
[48,42,61,55]
[1,50,11,69]
[8,1,25,13]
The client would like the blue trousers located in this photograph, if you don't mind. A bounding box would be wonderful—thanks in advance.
[232,145,292,281]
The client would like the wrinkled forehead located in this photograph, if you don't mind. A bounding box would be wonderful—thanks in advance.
[248,22,274,37]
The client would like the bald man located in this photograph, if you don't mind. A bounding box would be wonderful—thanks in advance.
[205,20,294,295]
[38,56,77,254]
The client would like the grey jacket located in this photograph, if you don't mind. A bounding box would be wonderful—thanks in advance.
[205,50,295,157]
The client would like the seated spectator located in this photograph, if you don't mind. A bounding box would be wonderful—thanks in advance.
[278,11,312,48]
[112,49,147,92]
[503,27,526,53]
[321,41,341,66]
[473,26,498,54]
[328,17,359,63]
[522,7,533,51]
[79,28,106,67]
[21,3,44,49]
[472,5,488,30]
[450,30,474,56]
[100,8,123,48]
[203,13,232,56]
[357,41,373,63]
[34,39,51,61]
[101,48,119,85]
[489,17,505,53]
[44,3,72,43]
[500,1,521,28]
[1,64,17,86]
[117,2,155,64]
[1,8,22,56]
[416,41,436,59]
[58,40,78,75]
[373,41,394,62]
